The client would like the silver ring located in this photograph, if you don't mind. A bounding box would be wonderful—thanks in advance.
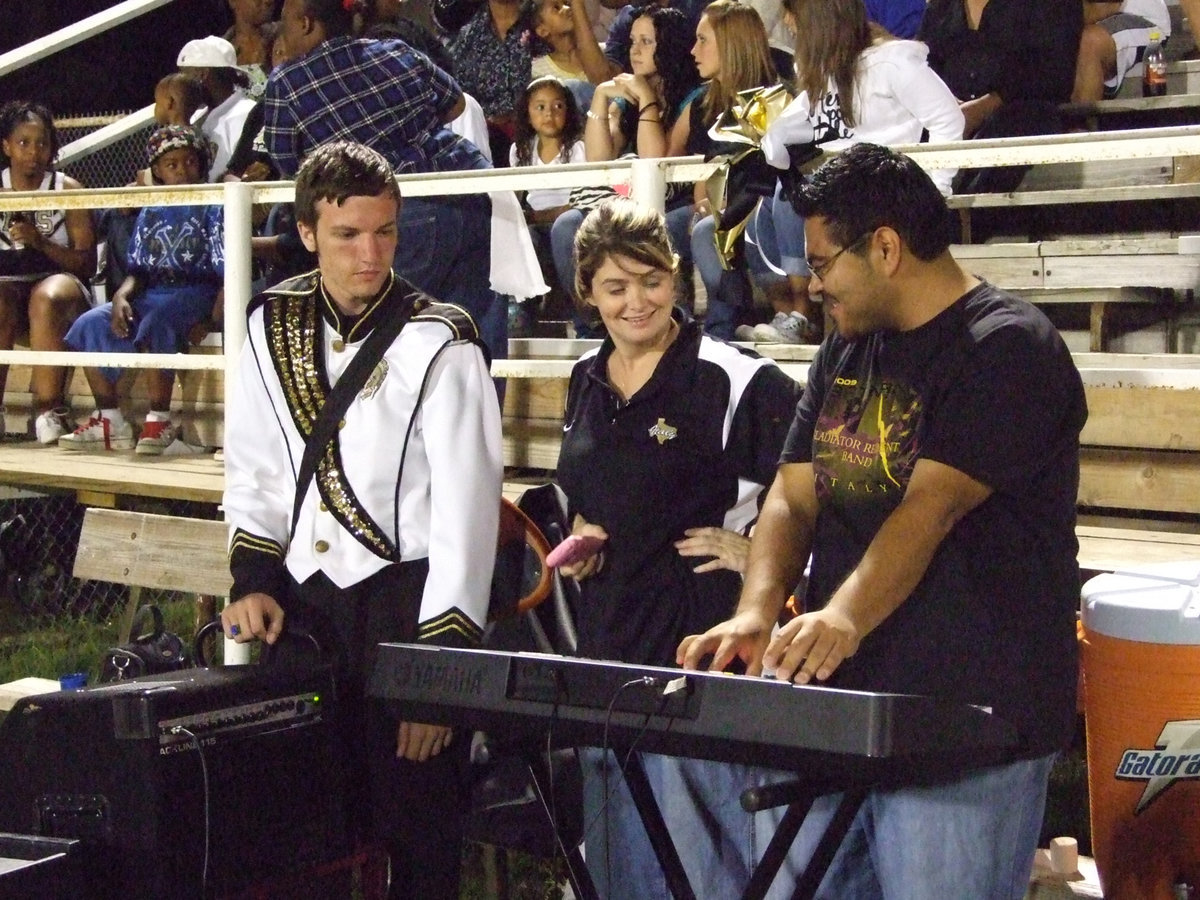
[230,624,241,637]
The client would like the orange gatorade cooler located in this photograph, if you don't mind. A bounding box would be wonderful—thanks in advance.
[1080,561,1200,900]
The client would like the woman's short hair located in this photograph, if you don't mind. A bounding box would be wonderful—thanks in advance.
[574,199,678,304]
[294,141,401,227]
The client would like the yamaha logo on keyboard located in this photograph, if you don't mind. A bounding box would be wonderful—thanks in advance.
[1115,718,1200,813]
[392,658,484,697]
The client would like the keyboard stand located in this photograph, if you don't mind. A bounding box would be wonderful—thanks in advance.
[561,750,870,900]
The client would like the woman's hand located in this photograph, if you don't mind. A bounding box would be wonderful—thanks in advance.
[959,93,1001,139]
[7,216,41,250]
[560,514,610,581]
[675,527,750,574]
[613,72,657,109]
[593,79,623,105]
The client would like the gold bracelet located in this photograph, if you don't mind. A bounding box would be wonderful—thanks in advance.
[638,116,660,123]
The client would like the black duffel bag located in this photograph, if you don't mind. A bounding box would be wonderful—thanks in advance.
[99,604,189,682]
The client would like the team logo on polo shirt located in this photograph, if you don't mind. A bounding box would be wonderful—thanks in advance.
[648,418,677,444]
[1115,718,1200,813]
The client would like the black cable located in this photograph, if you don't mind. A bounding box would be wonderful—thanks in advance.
[170,726,211,895]
[589,676,670,890]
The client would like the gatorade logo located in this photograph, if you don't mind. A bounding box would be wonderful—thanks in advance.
[1115,718,1200,813]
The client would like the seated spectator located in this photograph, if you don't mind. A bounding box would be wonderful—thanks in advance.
[742,0,963,343]
[448,0,533,163]
[177,35,261,181]
[919,0,1082,192]
[61,127,222,455]
[680,0,778,340]
[108,73,210,298]
[528,0,589,91]
[512,77,587,223]
[126,74,207,188]
[863,0,926,39]
[223,0,281,98]
[603,0,708,74]
[152,73,207,131]
[554,6,700,335]
[1072,0,1171,102]
[509,75,586,333]
[0,101,95,443]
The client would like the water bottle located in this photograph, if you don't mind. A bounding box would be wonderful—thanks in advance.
[1143,31,1167,98]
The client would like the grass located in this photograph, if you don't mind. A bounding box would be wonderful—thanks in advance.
[0,598,566,899]
[0,596,198,687]
[0,600,1091,897]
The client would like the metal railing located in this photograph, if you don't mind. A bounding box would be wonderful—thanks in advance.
[0,0,176,79]
[3,126,1200,406]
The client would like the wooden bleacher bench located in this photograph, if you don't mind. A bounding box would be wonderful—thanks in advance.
[950,237,1200,350]
[72,507,228,643]
[1060,92,1200,130]
[1,341,225,451]
[0,340,1190,584]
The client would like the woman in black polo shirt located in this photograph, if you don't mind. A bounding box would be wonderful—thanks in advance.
[555,198,801,899]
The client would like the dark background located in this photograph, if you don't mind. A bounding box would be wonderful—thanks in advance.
[0,0,263,116]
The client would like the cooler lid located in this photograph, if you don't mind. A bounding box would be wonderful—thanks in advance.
[1081,560,1200,644]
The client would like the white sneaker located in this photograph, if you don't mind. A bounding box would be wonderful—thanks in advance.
[58,414,134,451]
[733,324,759,341]
[751,312,808,344]
[34,407,72,445]
[135,420,179,456]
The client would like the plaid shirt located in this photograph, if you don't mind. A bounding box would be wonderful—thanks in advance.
[264,36,489,177]
[448,7,531,120]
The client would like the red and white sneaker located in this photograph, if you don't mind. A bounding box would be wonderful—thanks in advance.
[58,415,135,451]
[135,419,179,456]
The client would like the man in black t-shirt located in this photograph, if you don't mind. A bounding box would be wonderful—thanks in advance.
[679,143,1087,899]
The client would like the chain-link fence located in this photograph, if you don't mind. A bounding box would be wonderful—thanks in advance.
[0,487,221,627]
[57,113,156,190]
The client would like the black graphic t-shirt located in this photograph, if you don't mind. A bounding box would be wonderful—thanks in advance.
[782,282,1087,756]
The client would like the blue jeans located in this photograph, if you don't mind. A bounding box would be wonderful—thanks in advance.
[394,192,506,367]
[749,185,808,279]
[581,748,758,899]
[65,283,216,385]
[663,201,693,268]
[549,208,599,337]
[756,753,1057,900]
[691,213,752,339]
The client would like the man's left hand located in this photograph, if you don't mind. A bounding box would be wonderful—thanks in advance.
[396,721,453,762]
[763,607,861,684]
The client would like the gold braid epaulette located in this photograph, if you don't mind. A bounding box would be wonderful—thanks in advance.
[258,276,398,561]
[411,301,482,343]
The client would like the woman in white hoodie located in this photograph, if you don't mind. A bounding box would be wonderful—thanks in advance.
[743,0,963,343]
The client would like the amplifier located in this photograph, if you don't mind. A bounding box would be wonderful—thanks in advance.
[0,666,347,899]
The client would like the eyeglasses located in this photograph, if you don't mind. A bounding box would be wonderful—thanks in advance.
[806,232,870,281]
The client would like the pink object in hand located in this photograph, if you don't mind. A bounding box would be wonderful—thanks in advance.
[546,534,607,568]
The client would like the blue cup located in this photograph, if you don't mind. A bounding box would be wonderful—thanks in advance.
[59,672,87,690]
